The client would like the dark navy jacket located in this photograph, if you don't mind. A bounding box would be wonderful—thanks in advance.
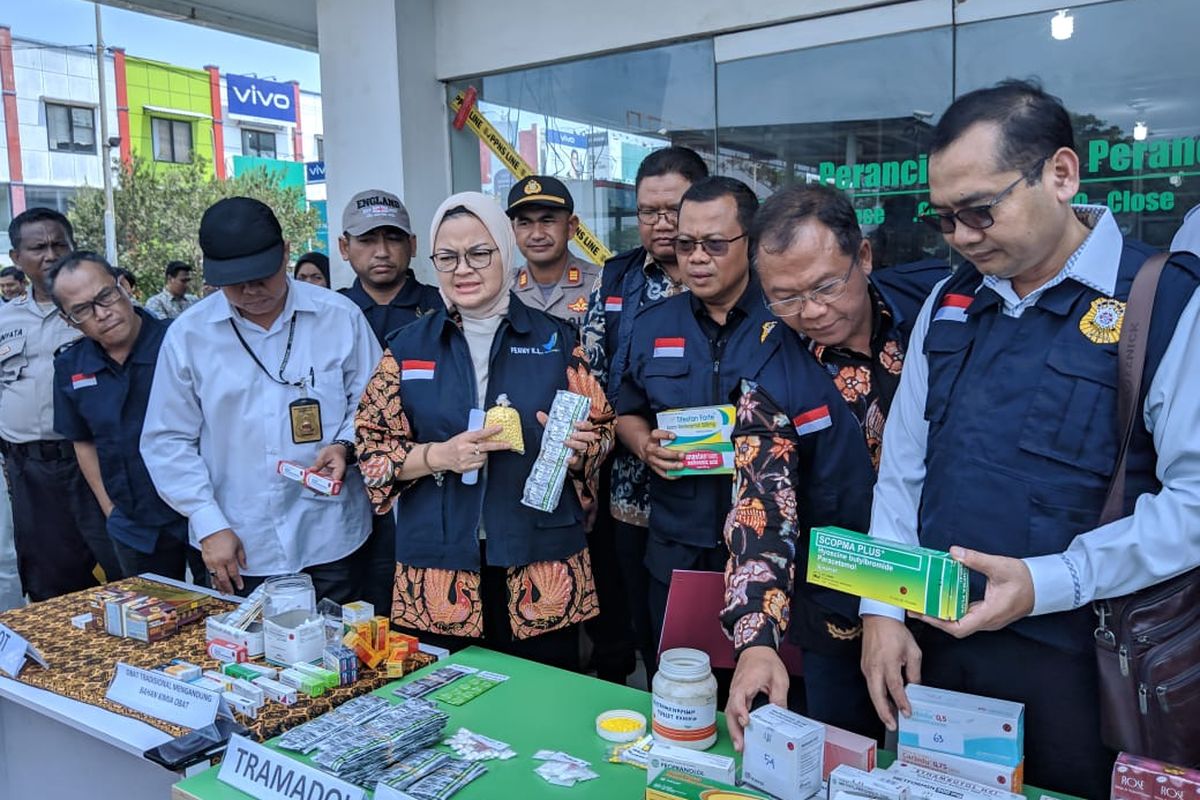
[596,245,652,401]
[53,309,185,551]
[920,242,1200,652]
[340,274,443,348]
[870,258,951,350]
[385,296,586,571]
[618,278,871,552]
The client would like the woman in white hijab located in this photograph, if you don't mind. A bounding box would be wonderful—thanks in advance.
[355,192,614,670]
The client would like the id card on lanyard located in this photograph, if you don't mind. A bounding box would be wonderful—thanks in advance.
[229,315,321,444]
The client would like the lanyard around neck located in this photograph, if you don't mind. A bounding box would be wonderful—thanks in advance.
[229,314,305,388]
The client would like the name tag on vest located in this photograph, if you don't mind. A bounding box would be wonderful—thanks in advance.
[653,337,685,358]
[400,360,435,380]
[793,405,832,437]
[934,293,973,323]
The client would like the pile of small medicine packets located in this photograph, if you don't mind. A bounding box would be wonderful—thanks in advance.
[375,748,487,800]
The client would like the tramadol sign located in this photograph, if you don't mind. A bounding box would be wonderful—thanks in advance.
[227,74,296,123]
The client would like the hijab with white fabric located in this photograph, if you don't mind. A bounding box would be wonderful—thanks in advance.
[429,191,518,405]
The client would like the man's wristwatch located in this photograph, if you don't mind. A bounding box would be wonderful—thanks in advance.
[333,439,356,461]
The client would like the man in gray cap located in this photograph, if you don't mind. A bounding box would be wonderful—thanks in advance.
[141,197,380,599]
[338,189,442,348]
[337,189,441,614]
[507,175,601,326]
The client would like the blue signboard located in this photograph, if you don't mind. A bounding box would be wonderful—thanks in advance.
[226,74,296,124]
[306,161,325,183]
[547,129,588,148]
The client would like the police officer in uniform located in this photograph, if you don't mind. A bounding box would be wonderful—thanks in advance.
[617,176,868,646]
[861,80,1200,798]
[338,189,442,614]
[0,208,122,600]
[580,146,708,677]
[50,253,205,582]
[507,176,601,327]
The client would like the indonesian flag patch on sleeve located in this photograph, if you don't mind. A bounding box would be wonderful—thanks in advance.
[400,360,435,380]
[933,293,973,323]
[71,373,97,390]
[793,405,832,436]
[604,296,623,312]
[652,337,685,358]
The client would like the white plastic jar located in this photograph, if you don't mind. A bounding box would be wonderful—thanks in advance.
[652,647,719,750]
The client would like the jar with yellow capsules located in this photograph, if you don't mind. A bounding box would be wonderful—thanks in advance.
[652,648,718,750]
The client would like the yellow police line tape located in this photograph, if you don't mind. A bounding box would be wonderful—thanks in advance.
[450,90,613,266]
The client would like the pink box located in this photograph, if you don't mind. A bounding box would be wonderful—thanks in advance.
[1112,753,1200,800]
[822,723,876,780]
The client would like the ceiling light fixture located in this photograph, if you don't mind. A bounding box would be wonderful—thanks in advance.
[1051,9,1074,41]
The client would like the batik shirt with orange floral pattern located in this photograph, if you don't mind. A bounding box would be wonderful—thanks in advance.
[721,284,906,654]
[808,283,905,471]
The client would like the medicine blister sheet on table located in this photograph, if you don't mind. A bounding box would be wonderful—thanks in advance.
[432,671,508,706]
[312,699,449,786]
[277,693,390,753]
[393,663,477,699]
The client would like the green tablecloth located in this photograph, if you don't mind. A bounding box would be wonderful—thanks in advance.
[173,646,1082,799]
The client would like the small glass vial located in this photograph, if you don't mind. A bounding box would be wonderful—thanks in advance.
[652,647,719,750]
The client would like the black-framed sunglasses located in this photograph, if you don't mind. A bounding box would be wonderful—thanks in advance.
[920,156,1049,234]
[63,285,124,324]
[673,233,747,257]
[429,247,498,273]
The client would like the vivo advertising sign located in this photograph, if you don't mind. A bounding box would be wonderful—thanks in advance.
[227,74,296,123]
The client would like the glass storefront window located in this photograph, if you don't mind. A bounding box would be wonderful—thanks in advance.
[957,0,1200,247]
[446,0,1198,263]
[447,39,715,258]
[716,24,954,268]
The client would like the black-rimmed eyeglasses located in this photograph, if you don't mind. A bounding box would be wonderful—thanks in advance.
[429,247,498,273]
[62,285,124,324]
[763,257,858,318]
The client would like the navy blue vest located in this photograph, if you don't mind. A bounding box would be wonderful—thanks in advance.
[384,296,586,571]
[920,242,1200,652]
[871,258,950,348]
[624,279,866,548]
[597,245,651,402]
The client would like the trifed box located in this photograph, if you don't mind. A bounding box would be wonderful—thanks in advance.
[898,685,1024,768]
[645,769,768,800]
[806,527,969,620]
[655,405,735,476]
[741,704,824,800]
[646,741,736,785]
[824,722,878,779]
[1111,752,1200,800]
[827,765,909,800]
[887,762,1020,799]
[896,744,1023,791]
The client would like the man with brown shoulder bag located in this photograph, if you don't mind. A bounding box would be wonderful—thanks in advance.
[858,79,1200,798]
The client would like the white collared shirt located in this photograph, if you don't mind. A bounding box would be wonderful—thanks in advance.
[140,279,382,575]
[863,206,1200,619]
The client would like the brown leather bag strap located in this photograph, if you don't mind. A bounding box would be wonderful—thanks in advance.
[1098,252,1171,526]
